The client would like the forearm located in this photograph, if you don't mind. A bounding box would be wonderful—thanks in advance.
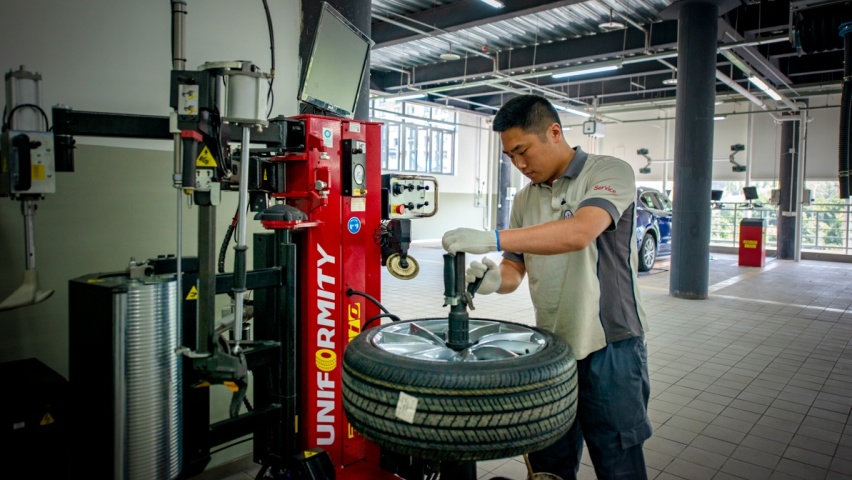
[499,206,611,255]
[496,259,525,294]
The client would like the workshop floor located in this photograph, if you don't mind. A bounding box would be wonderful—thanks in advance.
[202,244,852,480]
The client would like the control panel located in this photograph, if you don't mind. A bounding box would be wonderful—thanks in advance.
[381,174,438,220]
[0,131,56,197]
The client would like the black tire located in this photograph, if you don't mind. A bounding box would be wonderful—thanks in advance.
[342,318,577,462]
[639,233,656,272]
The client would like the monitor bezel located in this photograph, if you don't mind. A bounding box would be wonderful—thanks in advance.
[298,2,374,118]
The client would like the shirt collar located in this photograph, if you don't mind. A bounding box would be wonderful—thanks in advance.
[562,146,587,179]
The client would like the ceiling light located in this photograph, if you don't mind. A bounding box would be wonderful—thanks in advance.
[599,21,625,30]
[552,64,620,79]
[714,115,726,121]
[662,78,677,85]
[440,42,461,61]
[390,93,427,102]
[553,104,591,117]
[748,76,782,101]
[598,8,625,30]
[479,0,504,7]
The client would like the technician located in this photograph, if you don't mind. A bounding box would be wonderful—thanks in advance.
[442,94,652,480]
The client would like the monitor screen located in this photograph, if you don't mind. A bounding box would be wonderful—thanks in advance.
[743,186,759,200]
[299,2,374,118]
[711,190,723,201]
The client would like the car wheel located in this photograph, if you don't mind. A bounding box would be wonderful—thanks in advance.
[639,233,656,272]
[342,318,578,462]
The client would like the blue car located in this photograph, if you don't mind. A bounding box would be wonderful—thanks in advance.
[635,187,672,272]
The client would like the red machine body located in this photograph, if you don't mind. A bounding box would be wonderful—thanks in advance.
[269,114,395,479]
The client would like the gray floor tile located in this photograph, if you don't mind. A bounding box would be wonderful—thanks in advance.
[775,458,829,479]
[721,458,773,480]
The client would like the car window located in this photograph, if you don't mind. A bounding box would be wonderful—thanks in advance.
[640,193,657,209]
[655,193,673,213]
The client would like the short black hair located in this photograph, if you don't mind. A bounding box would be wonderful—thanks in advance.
[492,94,561,135]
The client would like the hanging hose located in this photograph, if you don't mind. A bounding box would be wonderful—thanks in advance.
[840,22,852,198]
[218,208,239,274]
[795,5,851,198]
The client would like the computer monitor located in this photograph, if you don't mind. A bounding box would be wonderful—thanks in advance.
[711,190,723,201]
[299,2,374,118]
[743,186,759,201]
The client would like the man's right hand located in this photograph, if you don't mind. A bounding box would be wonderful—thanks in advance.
[466,257,501,295]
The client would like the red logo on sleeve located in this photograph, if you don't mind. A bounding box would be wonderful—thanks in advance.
[594,185,616,193]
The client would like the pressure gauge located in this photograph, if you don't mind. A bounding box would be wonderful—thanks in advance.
[353,164,365,185]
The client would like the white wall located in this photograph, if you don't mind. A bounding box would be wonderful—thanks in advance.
[0,0,300,469]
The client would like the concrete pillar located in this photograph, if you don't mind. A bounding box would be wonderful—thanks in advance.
[667,1,720,300]
[777,116,800,259]
[300,0,372,121]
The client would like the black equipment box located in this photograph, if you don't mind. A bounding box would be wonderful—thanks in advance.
[0,357,69,478]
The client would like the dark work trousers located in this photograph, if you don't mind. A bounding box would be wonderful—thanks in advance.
[528,336,652,480]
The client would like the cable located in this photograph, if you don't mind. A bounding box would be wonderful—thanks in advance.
[262,0,276,118]
[218,208,240,273]
[209,435,253,455]
[3,103,49,131]
[363,312,401,329]
[346,288,393,314]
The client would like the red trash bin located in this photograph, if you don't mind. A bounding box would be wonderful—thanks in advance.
[739,218,766,267]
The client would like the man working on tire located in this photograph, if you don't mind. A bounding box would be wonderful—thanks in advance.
[442,94,652,480]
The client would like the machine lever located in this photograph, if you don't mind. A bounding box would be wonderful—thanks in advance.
[180,131,201,190]
[11,134,32,191]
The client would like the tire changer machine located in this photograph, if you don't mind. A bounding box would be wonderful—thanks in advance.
[61,67,438,480]
[46,4,443,479]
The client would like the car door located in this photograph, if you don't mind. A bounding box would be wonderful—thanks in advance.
[650,191,673,256]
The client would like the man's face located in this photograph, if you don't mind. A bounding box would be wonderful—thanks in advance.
[500,124,562,185]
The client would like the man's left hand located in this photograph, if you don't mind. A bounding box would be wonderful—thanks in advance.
[442,228,498,254]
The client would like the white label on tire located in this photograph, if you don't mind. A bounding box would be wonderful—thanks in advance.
[395,392,418,424]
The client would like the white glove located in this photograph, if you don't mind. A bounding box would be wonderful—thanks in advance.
[465,257,501,295]
[442,228,499,254]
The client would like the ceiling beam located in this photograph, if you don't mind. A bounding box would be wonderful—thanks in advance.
[370,20,678,90]
[371,0,588,47]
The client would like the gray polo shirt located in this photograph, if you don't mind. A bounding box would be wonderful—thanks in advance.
[503,147,648,360]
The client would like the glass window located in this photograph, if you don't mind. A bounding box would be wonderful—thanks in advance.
[416,128,429,172]
[386,123,399,170]
[432,107,455,123]
[441,131,454,174]
[371,99,455,175]
[430,130,441,172]
[404,125,418,171]
[405,103,430,118]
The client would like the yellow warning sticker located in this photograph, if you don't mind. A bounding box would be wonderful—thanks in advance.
[186,286,198,300]
[196,146,217,167]
[263,170,268,181]
[303,450,317,458]
[32,164,45,180]
[743,240,758,249]
[40,413,55,426]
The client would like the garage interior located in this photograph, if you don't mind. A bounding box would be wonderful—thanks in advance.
[1,0,851,479]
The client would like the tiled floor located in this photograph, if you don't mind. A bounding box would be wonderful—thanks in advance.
[202,244,852,480]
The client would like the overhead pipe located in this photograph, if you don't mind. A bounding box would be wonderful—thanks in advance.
[371,12,594,111]
[715,70,766,110]
[378,32,791,113]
